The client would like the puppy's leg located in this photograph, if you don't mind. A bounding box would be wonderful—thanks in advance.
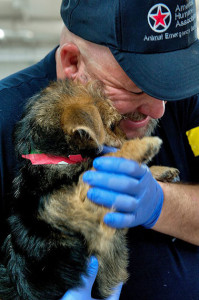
[107,137,162,163]
[106,137,179,182]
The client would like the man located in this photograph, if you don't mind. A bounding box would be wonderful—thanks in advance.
[0,0,199,299]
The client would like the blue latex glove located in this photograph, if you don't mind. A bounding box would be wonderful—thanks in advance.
[101,146,118,154]
[61,256,123,300]
[83,156,164,229]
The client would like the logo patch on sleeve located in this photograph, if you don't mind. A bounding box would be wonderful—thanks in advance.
[186,126,199,157]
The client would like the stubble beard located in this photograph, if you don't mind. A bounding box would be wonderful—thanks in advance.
[144,118,159,136]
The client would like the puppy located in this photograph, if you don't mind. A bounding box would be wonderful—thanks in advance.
[0,80,179,299]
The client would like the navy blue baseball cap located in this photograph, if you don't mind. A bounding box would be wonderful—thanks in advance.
[61,0,199,101]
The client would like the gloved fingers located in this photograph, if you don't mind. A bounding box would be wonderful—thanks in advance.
[83,171,138,195]
[104,212,136,228]
[135,167,157,198]
[82,256,99,289]
[87,188,138,212]
[60,290,82,300]
[101,145,118,154]
[106,282,123,300]
[93,157,147,178]
[60,257,98,300]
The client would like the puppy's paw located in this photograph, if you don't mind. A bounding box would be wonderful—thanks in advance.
[150,166,180,182]
[112,137,162,164]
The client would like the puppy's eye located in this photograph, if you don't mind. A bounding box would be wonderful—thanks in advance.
[110,123,116,131]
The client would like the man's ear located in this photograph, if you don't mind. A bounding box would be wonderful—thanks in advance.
[60,43,80,80]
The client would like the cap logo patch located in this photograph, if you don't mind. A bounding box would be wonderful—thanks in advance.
[148,4,172,33]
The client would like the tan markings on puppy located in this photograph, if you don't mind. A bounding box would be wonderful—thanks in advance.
[59,95,105,148]
[39,180,129,297]
[39,181,116,253]
[82,82,126,147]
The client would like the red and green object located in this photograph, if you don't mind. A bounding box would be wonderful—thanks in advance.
[22,152,86,165]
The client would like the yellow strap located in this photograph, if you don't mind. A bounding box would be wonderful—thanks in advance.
[186,126,199,157]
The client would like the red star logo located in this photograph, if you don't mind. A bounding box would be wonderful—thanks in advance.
[151,7,170,28]
[148,4,171,33]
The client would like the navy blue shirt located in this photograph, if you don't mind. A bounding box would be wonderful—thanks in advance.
[0,48,57,228]
[0,47,199,299]
[120,98,199,300]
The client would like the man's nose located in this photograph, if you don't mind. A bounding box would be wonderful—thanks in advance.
[138,95,165,119]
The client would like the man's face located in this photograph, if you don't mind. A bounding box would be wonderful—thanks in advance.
[80,46,165,139]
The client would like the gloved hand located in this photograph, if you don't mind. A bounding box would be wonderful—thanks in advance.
[83,156,164,229]
[61,256,123,300]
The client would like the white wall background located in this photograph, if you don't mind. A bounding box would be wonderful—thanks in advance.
[0,0,199,79]
[0,0,62,79]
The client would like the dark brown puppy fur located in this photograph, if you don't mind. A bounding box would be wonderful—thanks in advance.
[0,80,179,300]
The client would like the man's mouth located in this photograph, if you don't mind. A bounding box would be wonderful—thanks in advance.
[121,112,150,129]
[123,112,147,121]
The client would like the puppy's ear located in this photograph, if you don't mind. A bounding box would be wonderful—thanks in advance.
[61,103,105,148]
